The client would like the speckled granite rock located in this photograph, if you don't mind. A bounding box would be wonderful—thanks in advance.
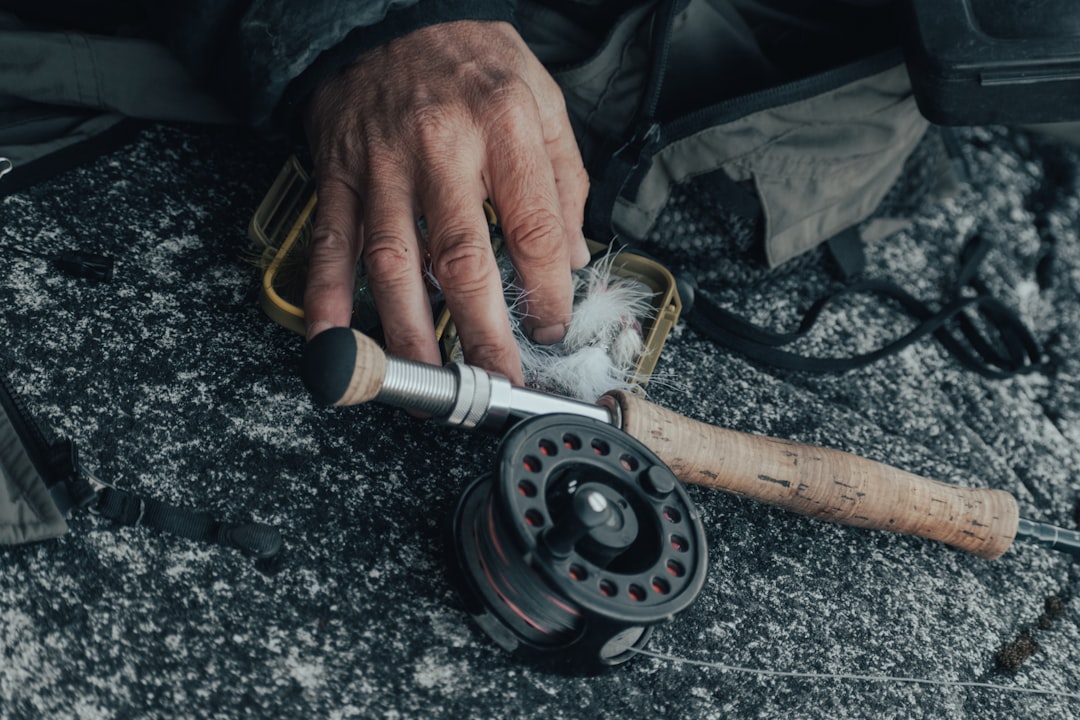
[1,123,1080,719]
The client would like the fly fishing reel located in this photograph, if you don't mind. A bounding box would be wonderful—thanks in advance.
[450,413,707,671]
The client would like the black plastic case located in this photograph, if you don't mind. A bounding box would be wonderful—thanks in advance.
[903,0,1080,125]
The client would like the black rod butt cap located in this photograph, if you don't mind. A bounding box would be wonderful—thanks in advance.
[301,327,358,407]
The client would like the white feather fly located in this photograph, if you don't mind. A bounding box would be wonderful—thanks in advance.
[510,253,656,402]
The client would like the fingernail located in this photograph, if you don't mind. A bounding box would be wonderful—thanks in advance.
[530,323,568,345]
[306,320,335,341]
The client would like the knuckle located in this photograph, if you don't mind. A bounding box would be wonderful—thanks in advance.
[432,237,495,293]
[309,224,356,261]
[503,209,565,263]
[309,124,368,178]
[487,76,530,107]
[538,88,569,125]
[462,339,518,375]
[364,146,404,181]
[406,103,458,150]
[405,106,476,175]
[486,81,537,132]
[405,100,449,135]
[363,240,416,285]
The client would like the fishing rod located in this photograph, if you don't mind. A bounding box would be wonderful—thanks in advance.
[302,327,1080,562]
[301,327,1080,670]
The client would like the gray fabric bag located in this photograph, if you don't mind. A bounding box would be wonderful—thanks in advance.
[0,11,233,194]
[4,1,927,267]
[0,380,69,544]
[522,0,930,267]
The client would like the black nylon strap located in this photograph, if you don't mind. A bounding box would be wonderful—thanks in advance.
[686,234,1045,378]
[826,227,867,281]
[585,123,662,243]
[584,0,680,241]
[95,486,283,559]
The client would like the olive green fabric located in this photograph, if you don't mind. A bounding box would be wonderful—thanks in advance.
[549,2,658,171]
[0,402,67,545]
[0,31,232,123]
[615,62,928,267]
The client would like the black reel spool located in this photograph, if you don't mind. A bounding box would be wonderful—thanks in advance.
[450,413,707,672]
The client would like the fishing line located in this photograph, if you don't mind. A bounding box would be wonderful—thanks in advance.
[447,413,1079,698]
[628,646,1080,702]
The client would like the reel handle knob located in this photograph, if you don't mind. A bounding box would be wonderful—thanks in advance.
[542,488,613,558]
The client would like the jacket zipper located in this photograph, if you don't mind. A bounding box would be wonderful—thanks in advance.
[638,0,685,123]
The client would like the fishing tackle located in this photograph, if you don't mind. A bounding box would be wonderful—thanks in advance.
[449,413,707,671]
[303,328,1080,560]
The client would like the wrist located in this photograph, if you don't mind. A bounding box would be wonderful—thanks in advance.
[280,0,516,133]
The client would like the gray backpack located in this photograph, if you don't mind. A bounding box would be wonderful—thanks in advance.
[521,0,929,266]
[0,375,70,545]
[520,0,1041,377]
[0,2,1042,383]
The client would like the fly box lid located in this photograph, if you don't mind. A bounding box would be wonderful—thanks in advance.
[903,0,1080,125]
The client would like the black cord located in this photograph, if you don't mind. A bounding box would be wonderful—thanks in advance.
[1,242,114,281]
[685,234,1045,379]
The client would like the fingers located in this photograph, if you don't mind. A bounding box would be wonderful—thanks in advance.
[534,76,591,270]
[422,141,525,384]
[301,20,591,386]
[485,85,578,345]
[304,179,363,340]
[550,139,592,271]
[363,179,442,368]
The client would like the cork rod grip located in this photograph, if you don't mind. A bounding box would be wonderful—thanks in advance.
[606,390,1019,559]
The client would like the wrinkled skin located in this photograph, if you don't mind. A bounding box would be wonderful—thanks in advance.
[303,20,591,385]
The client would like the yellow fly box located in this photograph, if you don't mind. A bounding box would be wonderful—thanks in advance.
[249,157,681,389]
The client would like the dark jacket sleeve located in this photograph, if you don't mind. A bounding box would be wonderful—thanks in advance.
[151,0,515,132]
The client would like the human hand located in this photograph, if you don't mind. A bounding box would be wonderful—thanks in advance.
[302,20,591,385]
